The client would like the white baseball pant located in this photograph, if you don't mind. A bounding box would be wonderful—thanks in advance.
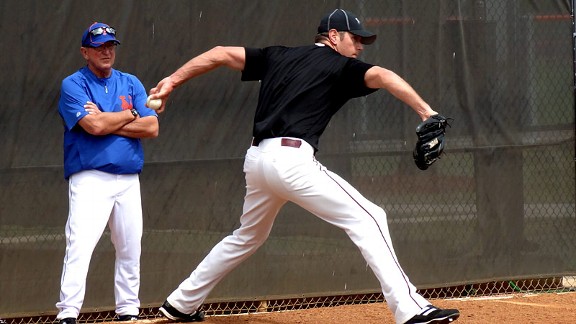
[56,170,142,318]
[167,137,429,323]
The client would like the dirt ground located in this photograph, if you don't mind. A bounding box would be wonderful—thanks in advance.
[135,291,576,324]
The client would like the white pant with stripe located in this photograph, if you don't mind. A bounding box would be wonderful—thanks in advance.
[168,137,429,323]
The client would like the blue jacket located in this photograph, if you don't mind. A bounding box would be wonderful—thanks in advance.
[59,66,157,179]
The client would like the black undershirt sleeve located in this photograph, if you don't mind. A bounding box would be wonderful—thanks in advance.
[241,47,266,81]
[341,59,378,98]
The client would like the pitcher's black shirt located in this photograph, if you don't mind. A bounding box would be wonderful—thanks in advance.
[242,44,377,151]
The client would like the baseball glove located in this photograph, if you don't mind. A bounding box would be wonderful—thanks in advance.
[413,114,452,170]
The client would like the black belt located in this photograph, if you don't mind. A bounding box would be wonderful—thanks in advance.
[252,138,302,148]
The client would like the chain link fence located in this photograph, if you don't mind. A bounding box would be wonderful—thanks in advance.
[0,0,574,323]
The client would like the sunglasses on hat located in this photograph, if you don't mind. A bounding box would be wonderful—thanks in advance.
[89,26,116,36]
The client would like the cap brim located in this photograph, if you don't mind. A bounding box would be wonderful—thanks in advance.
[350,30,377,45]
[85,34,121,47]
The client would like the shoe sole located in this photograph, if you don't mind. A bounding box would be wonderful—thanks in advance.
[159,306,179,321]
[160,306,457,324]
[426,312,460,324]
[159,306,204,322]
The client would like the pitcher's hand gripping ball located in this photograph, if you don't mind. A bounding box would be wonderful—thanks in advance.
[413,114,452,170]
[146,96,162,110]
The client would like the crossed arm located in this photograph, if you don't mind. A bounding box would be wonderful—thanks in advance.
[79,101,159,138]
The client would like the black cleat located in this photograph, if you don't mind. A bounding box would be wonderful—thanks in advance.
[58,318,76,324]
[116,315,139,321]
[405,305,460,324]
[159,301,205,322]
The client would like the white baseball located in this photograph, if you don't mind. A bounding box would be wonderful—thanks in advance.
[146,96,162,110]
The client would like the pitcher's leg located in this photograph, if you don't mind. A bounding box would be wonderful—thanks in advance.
[167,187,285,313]
[167,147,286,313]
[287,164,428,323]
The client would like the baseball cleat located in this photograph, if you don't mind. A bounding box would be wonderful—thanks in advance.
[58,318,76,324]
[116,315,139,321]
[159,300,205,322]
[404,305,460,323]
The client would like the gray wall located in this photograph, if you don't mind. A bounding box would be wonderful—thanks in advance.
[0,0,574,317]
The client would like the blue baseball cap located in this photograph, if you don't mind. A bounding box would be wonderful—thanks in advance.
[81,22,121,47]
[318,9,377,45]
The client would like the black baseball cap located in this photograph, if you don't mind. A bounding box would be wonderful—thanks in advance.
[317,9,377,45]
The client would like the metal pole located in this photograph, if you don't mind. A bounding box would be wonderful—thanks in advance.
[572,0,576,202]
[572,0,576,163]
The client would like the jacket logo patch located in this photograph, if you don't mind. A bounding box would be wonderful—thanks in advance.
[119,95,133,110]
